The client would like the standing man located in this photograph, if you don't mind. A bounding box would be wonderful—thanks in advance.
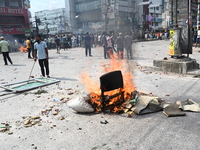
[106,33,114,59]
[0,36,13,65]
[55,36,60,54]
[101,32,107,59]
[124,32,133,59]
[62,34,67,50]
[34,35,50,78]
[196,27,200,48]
[193,27,197,43]
[116,33,124,59]
[26,37,32,59]
[84,32,92,57]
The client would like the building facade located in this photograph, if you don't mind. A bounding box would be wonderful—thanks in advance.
[148,0,164,31]
[162,0,198,29]
[35,8,69,35]
[66,0,139,34]
[0,0,30,37]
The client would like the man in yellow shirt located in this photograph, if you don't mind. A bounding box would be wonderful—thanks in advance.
[26,37,32,58]
[0,36,13,65]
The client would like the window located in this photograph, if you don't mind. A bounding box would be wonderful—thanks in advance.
[9,0,19,7]
[156,7,159,10]
[0,0,5,7]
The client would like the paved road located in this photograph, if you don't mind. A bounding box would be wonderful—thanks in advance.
[0,41,200,150]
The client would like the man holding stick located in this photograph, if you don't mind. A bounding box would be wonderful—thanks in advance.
[34,35,50,78]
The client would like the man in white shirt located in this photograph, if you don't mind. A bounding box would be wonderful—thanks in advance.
[34,35,50,78]
[0,36,13,65]
[196,27,200,47]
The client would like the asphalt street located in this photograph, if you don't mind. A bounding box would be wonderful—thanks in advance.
[0,40,200,150]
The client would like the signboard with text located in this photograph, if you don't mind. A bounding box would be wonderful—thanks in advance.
[0,27,29,35]
[0,7,28,16]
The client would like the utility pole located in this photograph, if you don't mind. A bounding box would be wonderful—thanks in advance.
[35,16,39,34]
[197,0,200,27]
[187,0,192,57]
[175,0,178,26]
[105,11,108,33]
[171,0,173,27]
[154,7,156,32]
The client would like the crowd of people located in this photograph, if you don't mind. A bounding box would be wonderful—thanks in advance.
[144,31,169,40]
[0,31,136,78]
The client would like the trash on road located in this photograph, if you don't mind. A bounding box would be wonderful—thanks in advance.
[163,103,186,117]
[176,99,200,112]
[67,96,94,113]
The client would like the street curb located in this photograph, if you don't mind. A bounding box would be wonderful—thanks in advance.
[140,65,200,76]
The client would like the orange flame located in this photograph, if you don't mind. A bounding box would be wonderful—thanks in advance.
[18,46,28,52]
[81,52,136,113]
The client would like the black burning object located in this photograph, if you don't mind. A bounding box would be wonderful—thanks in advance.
[100,70,125,112]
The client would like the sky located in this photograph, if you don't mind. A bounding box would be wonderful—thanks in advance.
[30,0,65,16]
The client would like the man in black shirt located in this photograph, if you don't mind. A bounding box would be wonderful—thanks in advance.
[55,36,60,54]
[84,32,92,56]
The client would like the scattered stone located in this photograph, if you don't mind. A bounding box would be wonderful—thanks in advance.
[31,116,40,119]
[52,111,58,115]
[100,120,108,124]
[68,92,74,95]
[24,124,32,128]
[7,131,13,135]
[24,120,31,125]
[60,97,65,101]
[60,116,65,120]
[127,114,132,118]
[31,121,40,125]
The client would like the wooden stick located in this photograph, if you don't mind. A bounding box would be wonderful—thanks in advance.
[28,61,36,81]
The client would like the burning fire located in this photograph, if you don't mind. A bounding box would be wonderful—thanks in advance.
[18,46,28,52]
[81,53,136,113]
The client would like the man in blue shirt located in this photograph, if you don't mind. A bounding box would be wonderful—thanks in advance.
[34,35,50,78]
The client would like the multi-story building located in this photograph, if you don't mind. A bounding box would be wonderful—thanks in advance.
[148,0,164,31]
[138,0,164,32]
[66,0,139,34]
[0,0,30,37]
[65,0,76,33]
[35,8,69,35]
[162,0,198,29]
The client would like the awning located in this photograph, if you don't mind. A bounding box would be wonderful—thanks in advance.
[138,1,152,6]
[149,4,161,8]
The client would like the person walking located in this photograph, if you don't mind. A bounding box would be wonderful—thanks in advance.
[124,32,133,59]
[84,32,92,57]
[116,33,124,59]
[26,37,32,58]
[0,36,13,65]
[55,36,60,54]
[34,35,50,78]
